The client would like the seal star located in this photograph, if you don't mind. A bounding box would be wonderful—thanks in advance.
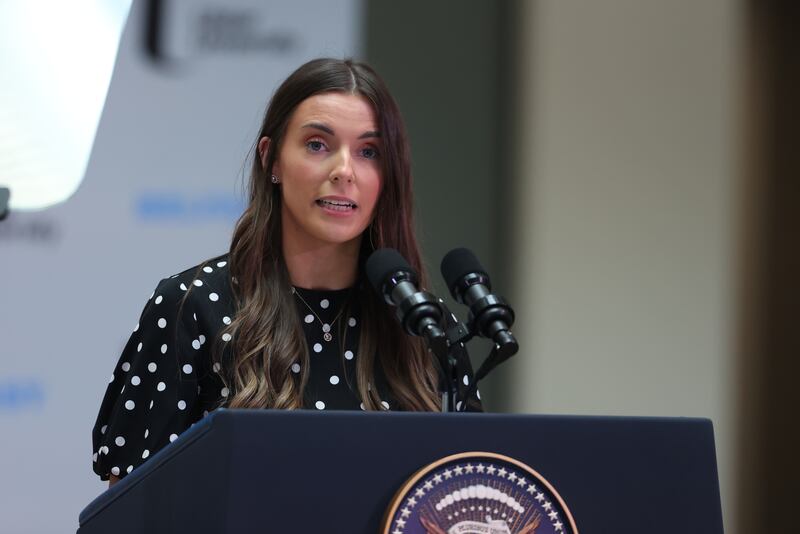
[543,501,553,511]
[527,484,537,494]
[415,487,425,497]
[548,511,558,521]
[443,468,453,479]
[454,465,464,475]
[535,492,545,502]
[476,464,486,473]
[433,474,443,484]
[497,467,507,478]
[508,472,518,482]
[516,477,527,487]
[423,480,434,490]
[465,463,475,473]
[554,520,564,531]
[408,497,418,507]
[401,508,411,518]
[486,465,496,475]
[396,518,407,528]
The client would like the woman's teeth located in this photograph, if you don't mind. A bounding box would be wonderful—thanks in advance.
[317,199,356,211]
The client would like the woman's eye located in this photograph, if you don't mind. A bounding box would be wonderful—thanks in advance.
[306,140,325,152]
[360,146,379,159]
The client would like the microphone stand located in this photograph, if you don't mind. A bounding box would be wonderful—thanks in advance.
[436,310,519,413]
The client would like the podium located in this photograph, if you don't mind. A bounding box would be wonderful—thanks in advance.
[78,410,724,533]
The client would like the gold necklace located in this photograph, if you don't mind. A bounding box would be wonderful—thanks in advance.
[291,287,348,342]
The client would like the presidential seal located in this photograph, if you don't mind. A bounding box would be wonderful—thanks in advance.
[382,452,577,534]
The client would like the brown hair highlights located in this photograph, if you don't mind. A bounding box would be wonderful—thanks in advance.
[218,58,440,411]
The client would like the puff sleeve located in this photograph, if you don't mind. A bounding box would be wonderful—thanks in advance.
[91,277,206,480]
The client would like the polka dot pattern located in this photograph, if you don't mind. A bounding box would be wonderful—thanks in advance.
[92,256,481,483]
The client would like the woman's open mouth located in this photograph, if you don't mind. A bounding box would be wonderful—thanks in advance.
[316,198,358,212]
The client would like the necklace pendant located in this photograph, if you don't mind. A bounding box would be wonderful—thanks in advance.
[323,332,333,342]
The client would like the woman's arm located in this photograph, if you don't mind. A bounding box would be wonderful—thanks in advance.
[109,475,121,488]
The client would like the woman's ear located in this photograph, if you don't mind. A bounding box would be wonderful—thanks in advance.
[257,136,275,172]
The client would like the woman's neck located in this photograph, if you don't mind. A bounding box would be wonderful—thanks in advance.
[283,238,361,290]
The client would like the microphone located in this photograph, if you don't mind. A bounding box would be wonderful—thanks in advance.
[365,248,447,353]
[440,248,518,362]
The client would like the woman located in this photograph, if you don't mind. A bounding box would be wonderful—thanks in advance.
[92,58,481,485]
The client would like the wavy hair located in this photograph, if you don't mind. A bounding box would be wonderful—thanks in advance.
[216,58,440,411]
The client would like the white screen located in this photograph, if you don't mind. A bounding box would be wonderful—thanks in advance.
[0,0,131,211]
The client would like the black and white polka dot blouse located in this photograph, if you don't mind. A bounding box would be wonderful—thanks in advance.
[92,255,481,481]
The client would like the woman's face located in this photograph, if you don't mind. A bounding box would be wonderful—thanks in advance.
[264,92,383,251]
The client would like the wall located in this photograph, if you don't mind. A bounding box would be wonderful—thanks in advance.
[510,1,740,530]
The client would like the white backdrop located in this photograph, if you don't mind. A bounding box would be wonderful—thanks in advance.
[0,1,362,531]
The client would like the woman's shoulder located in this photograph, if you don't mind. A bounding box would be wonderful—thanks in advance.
[149,253,232,304]
[128,253,234,338]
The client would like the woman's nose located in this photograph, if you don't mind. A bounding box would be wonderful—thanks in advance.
[330,148,355,184]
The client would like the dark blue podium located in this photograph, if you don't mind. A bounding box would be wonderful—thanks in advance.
[78,410,724,533]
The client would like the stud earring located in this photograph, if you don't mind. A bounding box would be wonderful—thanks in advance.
[271,174,280,184]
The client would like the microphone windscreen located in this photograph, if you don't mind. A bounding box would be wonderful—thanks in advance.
[365,248,413,293]
[440,248,487,292]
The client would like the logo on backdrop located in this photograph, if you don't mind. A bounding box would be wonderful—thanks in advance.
[0,377,45,411]
[383,452,578,534]
[135,190,244,221]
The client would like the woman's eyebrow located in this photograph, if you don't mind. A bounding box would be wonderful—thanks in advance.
[302,122,334,135]
[301,122,381,139]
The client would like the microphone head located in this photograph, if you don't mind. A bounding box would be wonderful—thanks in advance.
[440,248,489,299]
[366,248,416,295]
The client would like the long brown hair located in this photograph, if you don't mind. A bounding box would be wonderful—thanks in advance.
[217,58,440,411]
